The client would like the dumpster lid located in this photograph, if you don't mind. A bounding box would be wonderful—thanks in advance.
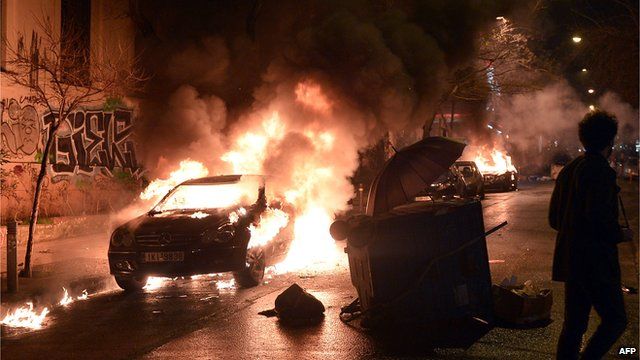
[365,137,466,216]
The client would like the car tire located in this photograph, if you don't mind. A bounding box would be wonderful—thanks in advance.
[233,247,266,288]
[114,275,148,292]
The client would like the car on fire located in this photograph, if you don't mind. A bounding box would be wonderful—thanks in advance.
[108,175,293,291]
[454,160,485,199]
[482,170,518,192]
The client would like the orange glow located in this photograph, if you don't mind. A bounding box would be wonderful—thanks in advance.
[295,80,332,113]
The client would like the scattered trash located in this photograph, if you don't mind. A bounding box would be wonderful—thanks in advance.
[38,249,53,254]
[259,284,325,325]
[621,285,638,295]
[493,277,552,325]
[489,259,505,264]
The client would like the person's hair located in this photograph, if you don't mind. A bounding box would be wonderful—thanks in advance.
[578,110,618,152]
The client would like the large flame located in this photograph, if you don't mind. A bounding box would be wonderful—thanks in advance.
[137,79,353,277]
[140,160,209,202]
[474,148,517,175]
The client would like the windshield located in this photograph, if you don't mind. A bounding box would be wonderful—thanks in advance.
[153,177,262,212]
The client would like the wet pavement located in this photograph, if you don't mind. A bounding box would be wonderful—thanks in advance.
[1,181,638,359]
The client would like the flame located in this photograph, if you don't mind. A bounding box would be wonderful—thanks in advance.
[295,80,332,113]
[59,287,73,307]
[273,205,342,273]
[474,148,517,174]
[77,290,89,301]
[191,211,209,219]
[248,208,289,248]
[1,302,49,330]
[138,79,353,281]
[144,277,170,290]
[215,278,236,290]
[140,160,209,202]
[228,207,247,224]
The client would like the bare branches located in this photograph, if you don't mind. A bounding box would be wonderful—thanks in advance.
[3,14,145,122]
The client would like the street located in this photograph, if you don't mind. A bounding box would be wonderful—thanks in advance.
[1,181,638,359]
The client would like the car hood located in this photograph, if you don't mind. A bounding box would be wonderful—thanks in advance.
[121,210,232,236]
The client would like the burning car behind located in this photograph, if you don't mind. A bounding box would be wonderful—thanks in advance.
[108,175,292,291]
[482,170,518,192]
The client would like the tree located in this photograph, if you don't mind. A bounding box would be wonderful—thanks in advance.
[424,16,552,136]
[2,16,142,277]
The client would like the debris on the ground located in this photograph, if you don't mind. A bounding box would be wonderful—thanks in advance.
[38,249,53,254]
[489,259,505,264]
[493,277,552,325]
[258,284,325,325]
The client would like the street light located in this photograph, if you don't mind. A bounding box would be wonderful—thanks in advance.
[572,36,582,43]
[581,68,588,72]
[589,105,595,111]
[587,89,595,94]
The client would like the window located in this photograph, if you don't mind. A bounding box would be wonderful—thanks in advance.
[1,0,6,71]
[61,0,91,85]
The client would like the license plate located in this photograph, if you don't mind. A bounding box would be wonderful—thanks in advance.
[143,251,184,263]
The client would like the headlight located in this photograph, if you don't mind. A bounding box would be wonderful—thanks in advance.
[111,229,134,247]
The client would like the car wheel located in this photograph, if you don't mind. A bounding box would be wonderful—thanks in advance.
[233,247,266,288]
[114,275,148,292]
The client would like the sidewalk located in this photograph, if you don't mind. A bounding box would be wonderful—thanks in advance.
[1,231,114,309]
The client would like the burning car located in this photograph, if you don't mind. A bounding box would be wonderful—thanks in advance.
[108,175,292,291]
[472,149,518,192]
[482,170,518,191]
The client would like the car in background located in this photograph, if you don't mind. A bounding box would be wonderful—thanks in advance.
[454,161,485,199]
[483,170,518,192]
[108,175,293,291]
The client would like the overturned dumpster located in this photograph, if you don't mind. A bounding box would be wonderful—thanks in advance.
[332,137,495,328]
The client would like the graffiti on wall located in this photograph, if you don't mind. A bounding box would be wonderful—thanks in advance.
[1,98,41,155]
[1,98,141,178]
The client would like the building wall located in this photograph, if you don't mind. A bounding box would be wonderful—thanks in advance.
[1,0,143,220]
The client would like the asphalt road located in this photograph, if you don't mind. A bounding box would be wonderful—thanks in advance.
[1,181,638,359]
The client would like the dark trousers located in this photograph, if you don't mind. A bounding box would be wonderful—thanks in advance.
[557,280,627,359]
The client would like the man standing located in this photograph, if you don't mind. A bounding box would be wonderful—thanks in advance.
[549,110,633,359]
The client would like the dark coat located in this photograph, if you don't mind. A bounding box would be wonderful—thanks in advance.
[549,152,623,282]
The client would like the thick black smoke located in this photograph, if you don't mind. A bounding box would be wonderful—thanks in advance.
[129,0,515,176]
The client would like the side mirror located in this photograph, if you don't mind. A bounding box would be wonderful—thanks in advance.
[329,220,349,241]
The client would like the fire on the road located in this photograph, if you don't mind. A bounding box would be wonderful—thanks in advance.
[1,302,49,330]
[2,287,90,330]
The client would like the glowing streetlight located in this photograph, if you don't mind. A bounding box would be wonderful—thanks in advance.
[572,36,582,43]
[581,68,587,72]
[496,16,506,21]
[587,89,595,94]
[589,105,595,111]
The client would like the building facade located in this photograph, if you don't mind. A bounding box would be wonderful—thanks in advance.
[1,0,142,219]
